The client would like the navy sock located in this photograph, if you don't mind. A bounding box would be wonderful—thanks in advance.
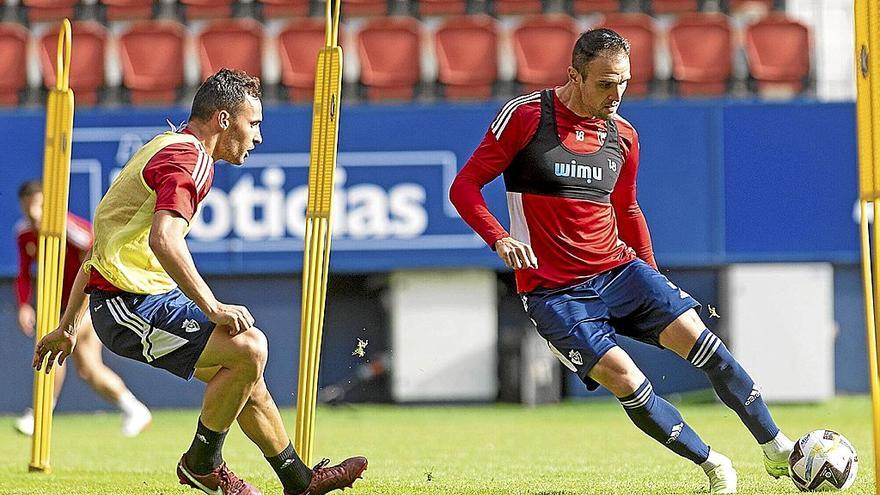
[689,329,779,444]
[186,418,227,474]
[266,442,313,494]
[618,379,710,464]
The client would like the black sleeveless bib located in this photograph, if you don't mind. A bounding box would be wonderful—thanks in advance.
[503,89,624,204]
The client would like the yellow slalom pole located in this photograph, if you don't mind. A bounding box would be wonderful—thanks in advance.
[29,18,74,474]
[294,0,343,466]
[856,1,880,492]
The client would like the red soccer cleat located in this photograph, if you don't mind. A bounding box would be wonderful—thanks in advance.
[177,454,263,495]
[286,456,368,495]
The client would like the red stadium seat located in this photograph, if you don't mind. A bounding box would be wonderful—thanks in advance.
[434,15,498,99]
[0,23,28,106]
[197,19,264,82]
[119,21,185,105]
[572,0,620,16]
[668,13,732,96]
[599,13,655,97]
[512,15,578,93]
[419,0,467,16]
[22,0,77,22]
[277,18,333,101]
[102,0,154,21]
[39,21,106,106]
[260,0,310,18]
[357,17,421,101]
[495,0,542,15]
[728,0,774,13]
[745,14,810,97]
[181,0,234,20]
[341,0,388,17]
[650,0,698,14]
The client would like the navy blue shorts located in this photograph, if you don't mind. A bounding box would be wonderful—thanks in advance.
[89,288,215,380]
[523,259,700,390]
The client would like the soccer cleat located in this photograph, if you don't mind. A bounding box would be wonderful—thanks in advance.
[705,455,737,494]
[177,454,263,495]
[286,456,368,495]
[121,402,152,437]
[763,452,791,479]
[14,408,34,437]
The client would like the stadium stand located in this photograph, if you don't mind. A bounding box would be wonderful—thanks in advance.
[434,15,498,99]
[101,0,154,21]
[119,20,186,105]
[668,13,732,96]
[0,0,809,106]
[38,21,106,105]
[512,15,578,93]
[357,16,421,101]
[197,19,264,82]
[599,13,655,97]
[0,22,28,106]
[745,13,810,97]
[277,18,329,101]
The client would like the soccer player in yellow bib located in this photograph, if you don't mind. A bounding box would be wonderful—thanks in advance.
[33,69,367,495]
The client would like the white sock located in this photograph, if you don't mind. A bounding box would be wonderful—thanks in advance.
[761,431,794,460]
[700,449,731,473]
[116,391,144,415]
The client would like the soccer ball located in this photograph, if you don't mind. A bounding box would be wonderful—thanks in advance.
[789,430,858,492]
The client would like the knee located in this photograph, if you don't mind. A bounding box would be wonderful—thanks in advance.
[230,328,268,379]
[605,372,646,398]
[246,378,272,407]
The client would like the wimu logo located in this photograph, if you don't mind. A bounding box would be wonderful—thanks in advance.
[554,160,603,184]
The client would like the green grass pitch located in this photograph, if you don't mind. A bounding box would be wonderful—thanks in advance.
[0,396,874,494]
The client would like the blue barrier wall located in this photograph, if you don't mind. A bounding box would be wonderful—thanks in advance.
[0,100,859,275]
[0,99,867,412]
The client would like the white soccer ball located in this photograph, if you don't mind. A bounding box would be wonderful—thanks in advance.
[789,430,858,492]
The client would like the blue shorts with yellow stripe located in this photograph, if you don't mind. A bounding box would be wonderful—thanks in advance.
[523,259,700,390]
[90,288,215,380]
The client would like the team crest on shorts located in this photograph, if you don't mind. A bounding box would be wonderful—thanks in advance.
[568,350,584,366]
[182,319,201,333]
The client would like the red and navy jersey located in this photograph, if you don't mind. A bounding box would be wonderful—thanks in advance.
[449,90,657,293]
[16,213,93,308]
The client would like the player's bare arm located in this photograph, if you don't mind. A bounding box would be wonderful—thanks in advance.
[149,209,255,335]
[494,236,538,270]
[33,253,91,372]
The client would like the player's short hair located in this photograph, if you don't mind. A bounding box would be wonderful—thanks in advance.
[572,28,631,77]
[189,68,262,122]
[18,180,42,200]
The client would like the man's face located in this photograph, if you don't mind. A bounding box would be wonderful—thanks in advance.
[217,95,263,166]
[572,52,631,119]
[20,192,43,230]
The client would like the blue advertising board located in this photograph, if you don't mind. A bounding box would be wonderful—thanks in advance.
[0,100,859,276]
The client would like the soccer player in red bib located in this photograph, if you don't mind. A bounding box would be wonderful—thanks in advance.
[34,69,367,495]
[450,29,793,494]
[13,180,152,437]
